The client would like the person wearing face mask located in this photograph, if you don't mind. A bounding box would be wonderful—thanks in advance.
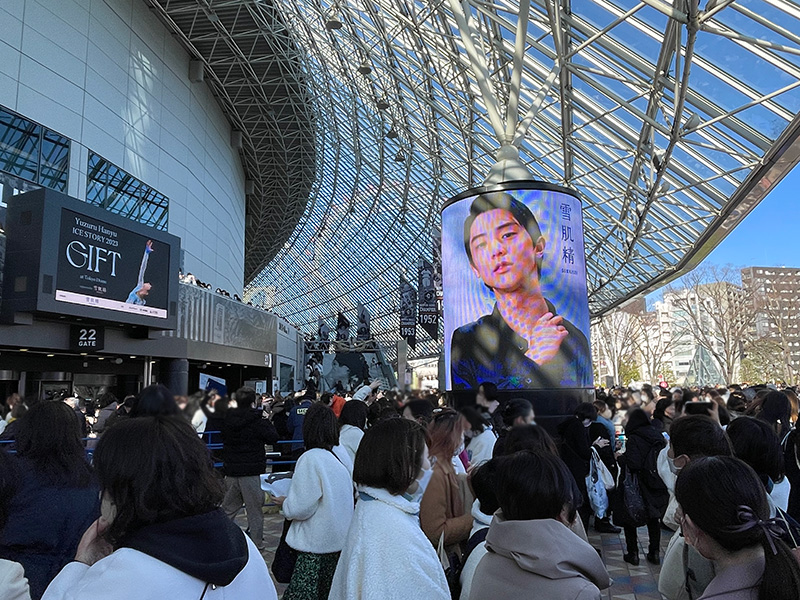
[675,456,800,600]
[469,451,610,599]
[420,409,473,553]
[41,416,277,600]
[459,407,497,469]
[491,398,535,458]
[658,416,733,600]
[329,419,448,600]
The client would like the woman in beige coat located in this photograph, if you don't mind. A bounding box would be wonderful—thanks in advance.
[419,409,472,551]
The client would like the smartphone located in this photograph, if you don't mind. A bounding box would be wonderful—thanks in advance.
[683,401,714,416]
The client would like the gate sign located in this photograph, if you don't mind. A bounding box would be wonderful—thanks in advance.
[69,324,105,352]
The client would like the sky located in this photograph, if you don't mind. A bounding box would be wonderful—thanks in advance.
[693,167,800,269]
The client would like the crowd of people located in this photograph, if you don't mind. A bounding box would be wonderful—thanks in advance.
[1,379,800,599]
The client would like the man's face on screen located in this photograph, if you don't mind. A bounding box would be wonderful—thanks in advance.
[469,208,542,292]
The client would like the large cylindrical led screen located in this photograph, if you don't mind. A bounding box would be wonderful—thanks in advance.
[442,182,591,390]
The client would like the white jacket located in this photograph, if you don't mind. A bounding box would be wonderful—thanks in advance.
[283,448,355,553]
[0,559,31,600]
[459,500,493,600]
[41,537,276,600]
[339,425,364,465]
[329,486,449,600]
[466,428,497,468]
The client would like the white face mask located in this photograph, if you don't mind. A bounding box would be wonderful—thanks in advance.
[408,467,434,502]
[667,454,681,475]
[100,493,117,525]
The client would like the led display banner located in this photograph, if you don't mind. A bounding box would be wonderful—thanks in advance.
[356,303,371,340]
[442,183,591,391]
[56,208,171,319]
[418,258,438,341]
[336,312,350,341]
[399,277,417,350]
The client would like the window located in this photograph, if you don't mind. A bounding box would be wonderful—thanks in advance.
[86,152,168,231]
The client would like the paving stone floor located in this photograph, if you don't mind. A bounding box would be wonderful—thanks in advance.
[235,509,674,599]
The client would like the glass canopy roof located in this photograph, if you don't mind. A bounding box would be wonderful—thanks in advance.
[150,0,800,360]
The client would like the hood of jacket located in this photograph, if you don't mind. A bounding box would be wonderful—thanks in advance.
[119,509,248,586]
[484,513,609,589]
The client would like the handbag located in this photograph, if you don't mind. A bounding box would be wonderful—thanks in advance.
[586,454,609,519]
[620,467,647,527]
[591,447,615,490]
[271,518,297,584]
[437,531,462,599]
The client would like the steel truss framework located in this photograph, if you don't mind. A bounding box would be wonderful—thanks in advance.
[148,0,800,362]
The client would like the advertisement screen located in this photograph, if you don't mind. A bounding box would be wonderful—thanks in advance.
[56,208,171,319]
[443,185,591,390]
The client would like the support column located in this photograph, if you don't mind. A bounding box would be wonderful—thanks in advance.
[163,358,189,397]
[397,340,408,392]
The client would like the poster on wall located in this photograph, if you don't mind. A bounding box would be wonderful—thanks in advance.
[399,277,417,350]
[441,184,591,390]
[417,258,438,340]
[56,208,171,319]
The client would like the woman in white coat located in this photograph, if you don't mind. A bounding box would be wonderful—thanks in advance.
[329,418,449,600]
[41,416,277,600]
[338,400,369,464]
[275,403,355,600]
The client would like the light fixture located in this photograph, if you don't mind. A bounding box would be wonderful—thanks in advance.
[386,127,399,139]
[114,358,123,364]
[47,354,54,357]
[80,353,87,356]
[325,8,343,30]
[98,357,105,361]
[684,113,701,131]
[129,355,137,359]
[19,348,28,352]
[357,62,372,75]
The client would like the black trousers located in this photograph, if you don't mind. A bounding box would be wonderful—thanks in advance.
[623,517,661,555]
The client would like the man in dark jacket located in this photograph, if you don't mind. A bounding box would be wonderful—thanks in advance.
[221,386,279,551]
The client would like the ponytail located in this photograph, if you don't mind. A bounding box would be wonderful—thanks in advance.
[759,536,800,600]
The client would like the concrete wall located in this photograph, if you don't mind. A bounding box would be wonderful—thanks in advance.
[0,0,246,293]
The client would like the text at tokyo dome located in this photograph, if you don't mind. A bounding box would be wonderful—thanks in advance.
[442,187,591,391]
[56,208,171,319]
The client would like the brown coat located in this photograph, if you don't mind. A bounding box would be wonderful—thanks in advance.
[419,457,472,548]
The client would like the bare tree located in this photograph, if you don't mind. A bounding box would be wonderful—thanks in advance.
[592,309,639,386]
[665,264,754,384]
[630,310,671,383]
[749,271,800,385]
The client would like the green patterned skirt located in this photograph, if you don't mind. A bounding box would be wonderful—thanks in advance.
[283,551,341,600]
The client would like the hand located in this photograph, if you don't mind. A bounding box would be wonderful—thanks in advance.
[525,312,569,364]
[75,517,114,566]
[593,437,610,448]
[145,240,153,252]
[272,495,286,507]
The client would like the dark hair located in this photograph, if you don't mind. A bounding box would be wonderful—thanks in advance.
[503,424,558,456]
[726,417,785,487]
[670,415,732,459]
[94,416,225,545]
[98,392,118,409]
[676,456,800,600]
[653,398,673,421]
[501,398,533,428]
[727,391,748,413]
[463,193,543,273]
[339,400,369,430]
[303,403,339,451]
[0,449,18,529]
[460,406,490,434]
[428,408,466,459]
[624,407,652,434]
[470,459,499,515]
[478,382,498,402]
[234,386,256,410]
[495,450,580,523]
[404,399,435,425]
[354,419,427,495]
[758,391,792,439]
[16,400,93,487]
[131,385,180,418]
[574,402,597,422]
[320,393,333,407]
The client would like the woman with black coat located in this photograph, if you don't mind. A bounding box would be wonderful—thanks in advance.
[616,408,668,566]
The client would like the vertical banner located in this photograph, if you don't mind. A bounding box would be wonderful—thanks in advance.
[336,312,351,341]
[356,303,371,340]
[400,276,417,350]
[418,258,439,340]
[432,229,444,301]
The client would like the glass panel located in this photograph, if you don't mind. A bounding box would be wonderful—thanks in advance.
[39,130,70,192]
[0,108,40,182]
